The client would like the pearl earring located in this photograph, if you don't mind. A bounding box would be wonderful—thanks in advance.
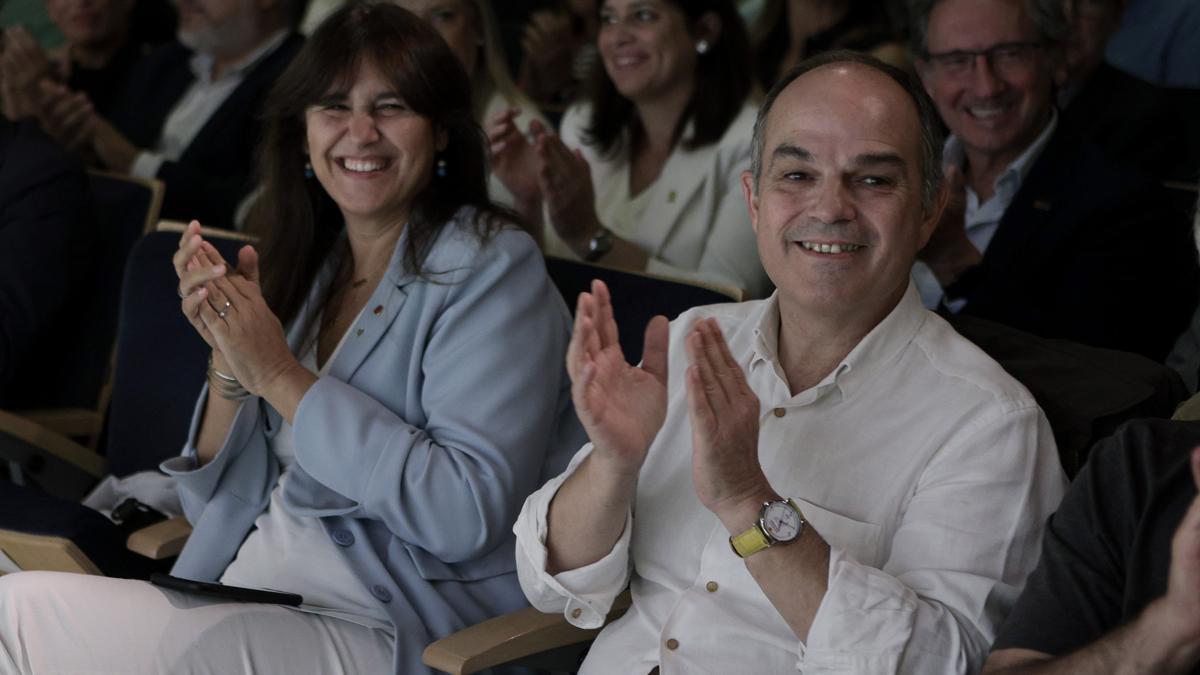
[696,39,710,54]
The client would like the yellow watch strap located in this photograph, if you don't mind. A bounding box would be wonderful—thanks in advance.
[729,522,770,558]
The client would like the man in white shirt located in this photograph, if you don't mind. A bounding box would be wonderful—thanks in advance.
[513,50,1067,674]
[909,0,1197,361]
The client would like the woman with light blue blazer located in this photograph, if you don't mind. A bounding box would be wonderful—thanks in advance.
[0,4,582,673]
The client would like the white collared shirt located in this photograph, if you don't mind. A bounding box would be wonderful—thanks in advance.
[913,113,1058,311]
[514,283,1066,674]
[130,31,289,180]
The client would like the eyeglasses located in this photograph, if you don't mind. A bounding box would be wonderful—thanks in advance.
[924,41,1046,79]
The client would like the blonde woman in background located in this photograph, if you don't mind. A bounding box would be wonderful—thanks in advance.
[396,0,548,209]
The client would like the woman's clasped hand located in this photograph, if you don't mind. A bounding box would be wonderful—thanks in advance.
[173,221,298,399]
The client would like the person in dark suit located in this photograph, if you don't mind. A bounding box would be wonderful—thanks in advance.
[910,0,1198,361]
[0,118,94,407]
[1055,0,1199,184]
[38,0,307,229]
[983,419,1200,674]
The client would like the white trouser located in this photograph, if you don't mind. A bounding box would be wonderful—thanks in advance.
[0,571,393,674]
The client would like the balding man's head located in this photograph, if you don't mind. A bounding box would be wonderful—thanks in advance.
[750,51,945,214]
[741,52,950,330]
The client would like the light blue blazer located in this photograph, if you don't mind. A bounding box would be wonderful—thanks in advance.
[161,207,584,673]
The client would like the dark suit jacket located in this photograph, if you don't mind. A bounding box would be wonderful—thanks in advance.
[0,120,96,407]
[946,133,1199,362]
[109,33,304,228]
[1057,63,1200,184]
[948,313,1187,477]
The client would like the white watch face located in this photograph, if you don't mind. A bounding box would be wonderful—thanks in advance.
[762,502,802,542]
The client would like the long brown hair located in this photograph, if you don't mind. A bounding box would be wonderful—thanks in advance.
[248,0,523,331]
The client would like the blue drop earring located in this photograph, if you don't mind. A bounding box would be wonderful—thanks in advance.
[436,158,447,178]
[303,160,314,179]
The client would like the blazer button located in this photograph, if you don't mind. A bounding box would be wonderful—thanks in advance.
[332,529,355,546]
[371,584,393,603]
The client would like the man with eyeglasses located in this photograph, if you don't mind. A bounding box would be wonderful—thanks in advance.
[909,0,1198,362]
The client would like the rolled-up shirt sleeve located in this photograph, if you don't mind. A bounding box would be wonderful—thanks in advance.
[129,151,166,181]
[514,443,634,629]
[799,402,1066,673]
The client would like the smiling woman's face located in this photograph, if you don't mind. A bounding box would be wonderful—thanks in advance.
[305,60,443,231]
[596,0,698,103]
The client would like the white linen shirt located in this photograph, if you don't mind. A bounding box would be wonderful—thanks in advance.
[514,282,1067,674]
[913,114,1057,311]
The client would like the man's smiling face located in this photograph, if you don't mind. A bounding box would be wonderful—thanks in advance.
[918,0,1061,170]
[744,63,937,325]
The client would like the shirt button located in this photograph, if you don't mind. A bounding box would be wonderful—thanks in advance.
[571,608,582,619]
[773,407,786,418]
[331,529,355,546]
[705,581,719,593]
[665,638,679,651]
[371,584,392,603]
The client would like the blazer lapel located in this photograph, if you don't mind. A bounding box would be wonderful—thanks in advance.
[635,136,716,256]
[137,48,195,149]
[323,231,415,385]
[180,34,302,165]
[977,135,1073,277]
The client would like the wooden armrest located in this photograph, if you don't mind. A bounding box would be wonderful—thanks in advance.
[156,219,258,242]
[126,515,191,559]
[18,408,103,439]
[0,529,103,575]
[422,591,632,675]
[0,409,105,478]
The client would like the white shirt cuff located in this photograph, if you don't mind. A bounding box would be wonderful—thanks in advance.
[800,546,916,673]
[130,151,166,180]
[513,443,633,629]
[911,264,945,310]
[911,264,967,313]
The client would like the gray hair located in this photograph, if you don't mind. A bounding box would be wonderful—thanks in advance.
[908,0,1069,55]
[750,50,946,213]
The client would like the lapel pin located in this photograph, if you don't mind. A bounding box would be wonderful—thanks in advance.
[373,305,383,315]
[356,328,365,337]
[668,190,677,203]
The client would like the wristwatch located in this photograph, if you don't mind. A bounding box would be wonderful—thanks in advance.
[729,498,805,558]
[583,226,613,261]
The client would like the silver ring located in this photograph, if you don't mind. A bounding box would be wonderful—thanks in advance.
[217,301,231,319]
